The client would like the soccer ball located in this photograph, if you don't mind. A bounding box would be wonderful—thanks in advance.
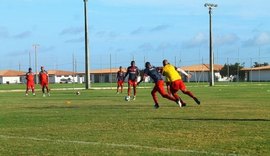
[76,91,81,95]
[125,96,130,101]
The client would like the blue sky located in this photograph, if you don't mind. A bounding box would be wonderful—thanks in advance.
[1,0,270,71]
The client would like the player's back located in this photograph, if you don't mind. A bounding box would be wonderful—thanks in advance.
[144,67,162,83]
[162,64,181,82]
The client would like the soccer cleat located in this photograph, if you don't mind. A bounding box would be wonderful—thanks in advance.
[176,99,186,107]
[43,94,46,97]
[193,97,200,105]
[33,93,36,96]
[48,93,50,97]
[132,96,136,100]
[154,104,159,109]
[25,93,28,96]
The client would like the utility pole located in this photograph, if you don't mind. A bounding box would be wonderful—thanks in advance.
[83,0,90,89]
[204,3,218,86]
[33,44,39,84]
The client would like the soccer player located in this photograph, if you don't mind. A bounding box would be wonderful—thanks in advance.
[25,67,35,96]
[124,61,139,101]
[162,59,200,107]
[138,62,181,109]
[116,66,125,94]
[39,66,50,97]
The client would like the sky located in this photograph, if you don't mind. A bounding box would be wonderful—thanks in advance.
[1,0,270,72]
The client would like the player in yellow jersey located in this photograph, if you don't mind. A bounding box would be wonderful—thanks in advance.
[162,59,200,107]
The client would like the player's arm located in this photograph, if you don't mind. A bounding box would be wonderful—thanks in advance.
[137,71,146,86]
[177,68,192,79]
[124,68,129,79]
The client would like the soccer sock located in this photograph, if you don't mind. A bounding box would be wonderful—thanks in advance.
[128,87,131,96]
[183,90,195,98]
[151,91,158,104]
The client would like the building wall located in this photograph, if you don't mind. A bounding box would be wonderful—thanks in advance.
[187,72,209,82]
[1,76,21,84]
[249,70,270,81]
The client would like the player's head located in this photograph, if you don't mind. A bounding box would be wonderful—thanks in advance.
[131,60,135,66]
[119,66,122,70]
[41,66,44,71]
[28,67,32,71]
[162,59,169,66]
[145,62,151,68]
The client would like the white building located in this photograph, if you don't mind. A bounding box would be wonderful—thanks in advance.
[48,70,78,83]
[242,65,270,81]
[180,64,223,82]
[0,70,25,84]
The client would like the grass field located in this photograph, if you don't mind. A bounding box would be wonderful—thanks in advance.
[0,82,269,155]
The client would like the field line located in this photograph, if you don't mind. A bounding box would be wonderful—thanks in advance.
[0,134,231,155]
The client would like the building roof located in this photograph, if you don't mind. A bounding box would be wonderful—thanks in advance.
[242,65,270,71]
[180,64,223,72]
[77,68,127,74]
[0,70,25,77]
[48,70,76,76]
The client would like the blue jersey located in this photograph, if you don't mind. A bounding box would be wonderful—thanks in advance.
[125,66,139,81]
[144,66,163,83]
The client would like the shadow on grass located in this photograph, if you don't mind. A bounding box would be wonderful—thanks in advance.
[153,118,270,122]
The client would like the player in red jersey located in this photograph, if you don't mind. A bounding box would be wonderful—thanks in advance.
[39,66,50,97]
[116,66,125,94]
[124,61,140,101]
[25,67,35,96]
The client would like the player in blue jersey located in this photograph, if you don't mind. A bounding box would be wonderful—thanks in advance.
[138,62,181,109]
[124,61,140,101]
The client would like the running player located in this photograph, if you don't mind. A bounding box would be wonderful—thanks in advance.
[25,67,35,96]
[39,66,50,97]
[116,66,125,94]
[162,59,200,107]
[124,61,139,101]
[138,62,181,109]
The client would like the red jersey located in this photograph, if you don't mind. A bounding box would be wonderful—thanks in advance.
[39,70,48,83]
[26,72,35,83]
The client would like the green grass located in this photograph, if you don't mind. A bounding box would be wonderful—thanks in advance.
[0,82,269,155]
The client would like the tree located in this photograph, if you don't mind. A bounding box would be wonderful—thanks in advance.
[253,62,269,67]
[220,63,245,81]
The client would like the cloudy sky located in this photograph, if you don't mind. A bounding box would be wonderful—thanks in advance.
[1,0,270,71]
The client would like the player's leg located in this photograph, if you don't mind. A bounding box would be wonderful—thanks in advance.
[179,81,200,105]
[132,81,137,100]
[31,84,35,96]
[157,81,176,102]
[127,80,131,99]
[151,85,159,109]
[116,81,120,94]
[25,84,29,96]
[171,81,186,107]
[166,82,172,95]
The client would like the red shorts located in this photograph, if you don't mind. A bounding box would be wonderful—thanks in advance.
[40,81,49,87]
[117,80,124,86]
[153,80,167,95]
[171,79,186,92]
[128,80,137,87]
[27,82,35,89]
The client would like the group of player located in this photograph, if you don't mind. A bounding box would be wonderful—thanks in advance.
[25,66,50,97]
[116,59,200,108]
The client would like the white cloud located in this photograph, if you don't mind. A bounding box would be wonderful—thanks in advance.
[243,32,270,47]
[215,33,239,46]
[182,32,207,48]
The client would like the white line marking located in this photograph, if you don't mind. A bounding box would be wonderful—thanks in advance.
[0,134,230,155]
